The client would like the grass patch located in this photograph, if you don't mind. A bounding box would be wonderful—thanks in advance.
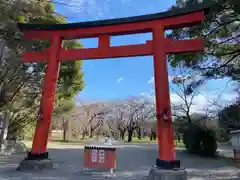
[22,137,185,149]
[50,139,88,144]
[22,140,32,149]
[174,141,185,148]
[22,139,90,149]
[123,138,185,147]
[127,138,157,144]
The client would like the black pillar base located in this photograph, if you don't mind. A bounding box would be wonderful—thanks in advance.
[25,152,49,160]
[17,152,53,171]
[156,159,180,169]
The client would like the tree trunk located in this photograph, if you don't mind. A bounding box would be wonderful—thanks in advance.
[137,127,142,140]
[82,131,86,140]
[62,120,68,141]
[150,135,153,141]
[63,129,67,141]
[81,128,87,140]
[0,112,9,148]
[120,130,125,140]
[114,132,118,140]
[186,113,192,124]
[150,128,156,141]
[127,129,133,142]
[177,134,181,143]
[153,132,156,140]
[150,131,156,141]
[89,127,93,138]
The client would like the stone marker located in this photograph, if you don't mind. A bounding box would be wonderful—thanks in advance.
[17,152,53,172]
[148,166,187,180]
[17,158,53,172]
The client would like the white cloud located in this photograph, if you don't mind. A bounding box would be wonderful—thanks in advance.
[56,0,135,20]
[140,90,154,100]
[148,76,175,84]
[168,76,174,82]
[139,89,237,116]
[172,91,238,115]
[56,0,108,19]
[148,77,154,84]
[62,0,96,10]
[117,77,124,84]
[170,93,207,114]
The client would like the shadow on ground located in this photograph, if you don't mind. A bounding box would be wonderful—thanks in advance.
[0,144,239,180]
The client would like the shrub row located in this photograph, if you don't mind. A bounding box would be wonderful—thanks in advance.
[183,124,217,157]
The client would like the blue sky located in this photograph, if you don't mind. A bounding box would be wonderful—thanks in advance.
[55,0,237,113]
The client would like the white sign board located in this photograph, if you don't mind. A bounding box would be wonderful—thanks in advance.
[99,150,105,163]
[91,149,98,163]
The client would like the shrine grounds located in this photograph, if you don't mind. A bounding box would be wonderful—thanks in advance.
[0,142,239,180]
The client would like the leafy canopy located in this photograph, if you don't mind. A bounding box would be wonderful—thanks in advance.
[168,0,240,88]
[0,0,84,138]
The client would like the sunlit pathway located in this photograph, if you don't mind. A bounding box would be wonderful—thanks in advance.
[0,144,239,180]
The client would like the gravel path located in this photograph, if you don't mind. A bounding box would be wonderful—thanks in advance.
[0,144,239,180]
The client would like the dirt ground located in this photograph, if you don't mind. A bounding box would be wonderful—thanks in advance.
[0,144,239,180]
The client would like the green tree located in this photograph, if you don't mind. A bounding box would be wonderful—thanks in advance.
[168,0,240,94]
[169,1,240,148]
[0,0,84,139]
[218,102,240,131]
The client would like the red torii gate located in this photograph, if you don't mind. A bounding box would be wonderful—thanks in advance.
[18,3,209,169]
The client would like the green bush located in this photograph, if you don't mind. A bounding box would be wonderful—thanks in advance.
[183,124,217,157]
[200,130,217,157]
[22,123,36,140]
[183,124,202,154]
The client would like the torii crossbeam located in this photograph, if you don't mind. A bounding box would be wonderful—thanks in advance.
[18,2,210,169]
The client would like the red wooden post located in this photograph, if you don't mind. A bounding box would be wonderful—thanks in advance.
[31,35,62,155]
[153,26,175,161]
